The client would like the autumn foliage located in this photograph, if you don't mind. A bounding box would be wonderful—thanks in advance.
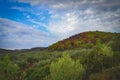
[48,31,118,51]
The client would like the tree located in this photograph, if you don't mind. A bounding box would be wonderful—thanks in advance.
[50,53,85,80]
[0,55,20,80]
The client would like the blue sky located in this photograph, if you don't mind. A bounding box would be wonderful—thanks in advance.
[0,0,120,49]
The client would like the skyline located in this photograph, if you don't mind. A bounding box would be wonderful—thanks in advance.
[0,0,120,49]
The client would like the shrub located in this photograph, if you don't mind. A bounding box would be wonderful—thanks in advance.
[0,55,20,80]
[89,66,120,80]
[50,53,85,80]
[25,63,50,80]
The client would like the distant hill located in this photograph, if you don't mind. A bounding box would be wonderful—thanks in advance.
[48,31,120,51]
[0,48,15,54]
[26,47,47,51]
[0,47,47,54]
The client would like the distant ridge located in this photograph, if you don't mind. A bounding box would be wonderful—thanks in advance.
[0,47,47,54]
[48,31,120,51]
[0,48,15,54]
[27,47,47,51]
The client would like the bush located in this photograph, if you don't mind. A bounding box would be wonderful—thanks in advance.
[50,53,85,80]
[26,64,50,80]
[89,66,120,80]
[0,55,20,80]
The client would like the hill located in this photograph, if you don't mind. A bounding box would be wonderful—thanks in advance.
[0,47,47,54]
[48,31,119,51]
[0,48,15,54]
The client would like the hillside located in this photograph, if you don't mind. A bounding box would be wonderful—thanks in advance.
[0,48,15,54]
[48,31,119,51]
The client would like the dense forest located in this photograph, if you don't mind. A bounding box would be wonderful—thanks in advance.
[0,31,120,80]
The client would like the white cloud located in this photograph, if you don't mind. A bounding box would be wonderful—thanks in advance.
[85,8,94,14]
[28,19,47,28]
[0,18,57,49]
[47,12,78,39]
[11,6,25,11]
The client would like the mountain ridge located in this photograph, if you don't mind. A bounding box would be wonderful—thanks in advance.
[48,31,120,51]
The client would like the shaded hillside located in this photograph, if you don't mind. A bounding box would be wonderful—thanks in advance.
[0,47,47,54]
[21,47,47,52]
[0,48,15,54]
[48,31,120,51]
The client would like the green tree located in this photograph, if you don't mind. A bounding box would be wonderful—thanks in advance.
[50,53,85,80]
[0,55,20,80]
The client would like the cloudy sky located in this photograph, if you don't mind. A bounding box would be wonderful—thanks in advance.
[0,0,120,49]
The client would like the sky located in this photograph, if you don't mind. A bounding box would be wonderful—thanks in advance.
[0,0,120,49]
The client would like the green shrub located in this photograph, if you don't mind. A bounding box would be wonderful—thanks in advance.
[0,55,20,80]
[89,66,120,80]
[50,53,85,80]
[25,64,50,80]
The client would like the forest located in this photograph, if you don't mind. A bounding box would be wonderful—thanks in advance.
[0,31,120,80]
